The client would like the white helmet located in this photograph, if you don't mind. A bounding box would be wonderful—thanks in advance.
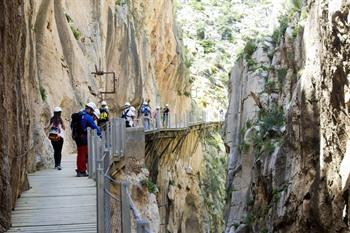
[165,104,169,107]
[143,101,148,105]
[156,106,160,109]
[125,102,131,107]
[86,102,96,110]
[101,101,107,106]
[93,109,100,118]
[54,106,62,112]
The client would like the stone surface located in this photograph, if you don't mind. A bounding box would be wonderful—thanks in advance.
[223,0,350,232]
[0,0,189,231]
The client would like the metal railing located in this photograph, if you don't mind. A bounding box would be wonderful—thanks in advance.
[134,109,225,131]
[88,118,151,233]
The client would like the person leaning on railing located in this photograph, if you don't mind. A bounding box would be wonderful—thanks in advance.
[73,102,101,177]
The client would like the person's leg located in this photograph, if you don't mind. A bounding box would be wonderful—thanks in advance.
[83,145,88,174]
[77,145,85,173]
[57,138,64,168]
[51,141,59,167]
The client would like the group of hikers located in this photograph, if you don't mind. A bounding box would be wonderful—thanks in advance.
[47,100,170,176]
[121,100,170,130]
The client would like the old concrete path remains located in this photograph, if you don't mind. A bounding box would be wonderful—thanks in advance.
[7,155,97,233]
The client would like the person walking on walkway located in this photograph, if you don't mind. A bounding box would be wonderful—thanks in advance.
[48,107,65,170]
[141,101,151,130]
[153,106,161,129]
[98,100,109,130]
[121,102,136,127]
[74,102,101,177]
[163,104,170,128]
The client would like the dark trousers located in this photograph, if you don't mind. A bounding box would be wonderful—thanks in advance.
[51,138,64,167]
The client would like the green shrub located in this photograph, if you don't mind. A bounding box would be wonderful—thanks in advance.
[141,179,158,193]
[277,68,288,82]
[243,39,257,59]
[70,26,81,40]
[191,0,205,11]
[200,39,216,54]
[291,0,303,12]
[184,91,191,97]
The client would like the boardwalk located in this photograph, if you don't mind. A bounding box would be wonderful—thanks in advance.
[7,155,97,233]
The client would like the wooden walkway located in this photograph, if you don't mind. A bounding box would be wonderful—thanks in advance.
[7,155,97,233]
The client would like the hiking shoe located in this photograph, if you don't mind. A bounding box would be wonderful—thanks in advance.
[57,166,62,170]
[80,172,88,177]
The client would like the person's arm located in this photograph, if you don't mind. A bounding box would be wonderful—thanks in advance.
[86,115,101,136]
[60,118,66,130]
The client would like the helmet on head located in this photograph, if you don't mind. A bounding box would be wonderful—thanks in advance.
[101,101,107,106]
[86,102,96,110]
[143,101,148,105]
[165,104,169,107]
[93,109,100,118]
[54,107,62,112]
[125,102,131,107]
[156,106,160,109]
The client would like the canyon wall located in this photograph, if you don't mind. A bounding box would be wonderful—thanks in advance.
[145,124,226,233]
[223,0,350,232]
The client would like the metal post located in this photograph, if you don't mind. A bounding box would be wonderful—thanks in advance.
[116,119,122,157]
[106,121,110,150]
[88,128,92,179]
[121,182,131,233]
[175,113,177,128]
[93,133,99,180]
[96,159,105,233]
[120,119,126,157]
[136,221,150,233]
[112,119,116,156]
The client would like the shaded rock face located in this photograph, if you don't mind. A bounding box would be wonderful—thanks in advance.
[0,0,188,231]
[0,1,29,231]
[145,126,226,233]
[223,0,350,232]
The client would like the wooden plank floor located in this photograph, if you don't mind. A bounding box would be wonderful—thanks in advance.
[7,155,97,233]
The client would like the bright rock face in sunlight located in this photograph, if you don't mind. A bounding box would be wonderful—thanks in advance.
[0,0,190,231]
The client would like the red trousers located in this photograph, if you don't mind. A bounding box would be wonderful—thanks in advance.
[77,145,88,173]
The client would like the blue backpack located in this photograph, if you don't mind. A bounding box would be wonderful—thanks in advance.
[141,105,150,117]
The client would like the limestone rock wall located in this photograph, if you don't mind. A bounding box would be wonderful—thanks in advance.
[0,0,189,231]
[145,125,226,233]
[223,1,350,232]
[0,1,29,231]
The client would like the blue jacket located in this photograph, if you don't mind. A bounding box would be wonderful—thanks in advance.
[79,111,101,145]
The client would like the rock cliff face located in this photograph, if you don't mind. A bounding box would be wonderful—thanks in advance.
[0,1,29,231]
[223,0,350,232]
[0,0,188,231]
[145,125,226,233]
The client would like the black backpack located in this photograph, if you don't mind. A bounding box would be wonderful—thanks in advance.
[70,112,83,141]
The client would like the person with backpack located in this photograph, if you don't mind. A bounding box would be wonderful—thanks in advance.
[98,100,109,130]
[141,101,151,130]
[48,107,65,170]
[71,102,101,177]
[121,102,136,127]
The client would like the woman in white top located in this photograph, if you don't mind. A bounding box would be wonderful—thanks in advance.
[48,107,65,170]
